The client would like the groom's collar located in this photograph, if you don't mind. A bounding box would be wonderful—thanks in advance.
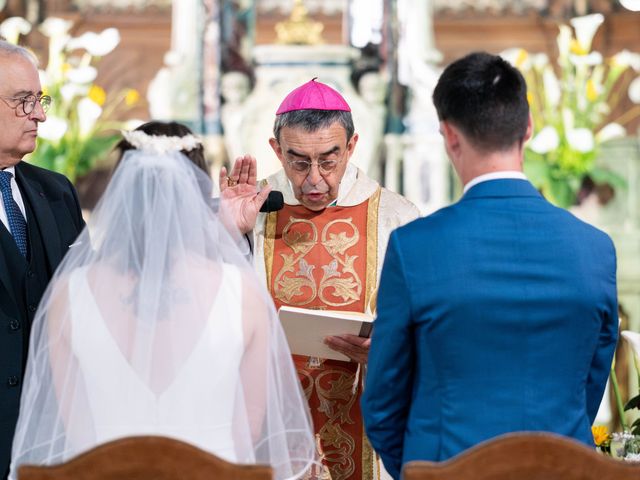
[462,177,542,200]
[463,171,527,194]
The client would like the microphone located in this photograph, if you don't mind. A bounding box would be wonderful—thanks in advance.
[259,190,284,213]
[210,190,284,213]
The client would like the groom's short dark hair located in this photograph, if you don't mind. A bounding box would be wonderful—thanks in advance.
[432,51,529,152]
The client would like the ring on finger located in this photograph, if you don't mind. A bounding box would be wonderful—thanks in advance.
[227,177,238,187]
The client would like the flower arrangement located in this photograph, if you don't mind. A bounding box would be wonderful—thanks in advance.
[598,329,640,462]
[0,16,141,183]
[617,331,640,433]
[502,14,640,208]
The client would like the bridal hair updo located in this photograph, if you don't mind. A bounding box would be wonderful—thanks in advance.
[115,121,208,173]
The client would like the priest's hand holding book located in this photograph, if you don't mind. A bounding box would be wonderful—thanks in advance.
[324,335,371,363]
[278,306,374,364]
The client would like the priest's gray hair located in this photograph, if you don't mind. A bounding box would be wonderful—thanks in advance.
[273,109,354,143]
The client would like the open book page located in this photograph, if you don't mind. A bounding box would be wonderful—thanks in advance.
[278,306,374,362]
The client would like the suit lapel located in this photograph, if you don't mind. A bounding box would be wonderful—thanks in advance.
[15,164,63,272]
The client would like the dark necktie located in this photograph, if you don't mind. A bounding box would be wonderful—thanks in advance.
[0,170,27,257]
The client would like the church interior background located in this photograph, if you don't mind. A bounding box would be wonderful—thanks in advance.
[1,0,640,431]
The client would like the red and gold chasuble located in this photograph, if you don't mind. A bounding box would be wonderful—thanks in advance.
[263,189,381,480]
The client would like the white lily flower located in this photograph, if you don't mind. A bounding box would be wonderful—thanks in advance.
[499,48,531,70]
[123,119,145,131]
[621,330,640,364]
[499,48,520,65]
[596,123,627,143]
[66,32,90,51]
[562,108,575,131]
[620,0,640,12]
[629,77,640,104]
[77,98,103,138]
[566,128,595,153]
[557,25,573,59]
[67,28,120,57]
[66,66,98,84]
[542,67,561,107]
[529,126,559,154]
[60,84,89,102]
[569,51,603,67]
[39,17,73,38]
[570,13,604,52]
[0,17,31,44]
[38,116,68,142]
[532,53,549,71]
[612,50,640,72]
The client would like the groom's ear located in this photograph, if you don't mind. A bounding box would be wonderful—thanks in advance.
[441,121,462,158]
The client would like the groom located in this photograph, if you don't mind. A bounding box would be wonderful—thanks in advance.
[362,52,619,479]
[0,42,84,477]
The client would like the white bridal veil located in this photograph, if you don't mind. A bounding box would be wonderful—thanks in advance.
[10,134,315,479]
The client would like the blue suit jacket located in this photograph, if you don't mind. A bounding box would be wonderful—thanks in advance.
[362,179,618,479]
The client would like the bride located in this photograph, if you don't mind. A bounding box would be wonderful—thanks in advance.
[9,122,315,479]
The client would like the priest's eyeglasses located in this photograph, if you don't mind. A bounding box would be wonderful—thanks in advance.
[287,159,339,175]
[0,94,52,115]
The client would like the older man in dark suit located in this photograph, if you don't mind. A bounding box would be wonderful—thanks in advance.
[0,41,84,477]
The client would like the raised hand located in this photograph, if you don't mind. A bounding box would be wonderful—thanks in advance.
[219,155,270,234]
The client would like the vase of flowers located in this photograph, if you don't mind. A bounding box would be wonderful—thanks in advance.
[502,13,640,208]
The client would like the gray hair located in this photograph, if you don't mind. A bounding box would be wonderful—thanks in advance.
[0,40,39,66]
[273,109,355,143]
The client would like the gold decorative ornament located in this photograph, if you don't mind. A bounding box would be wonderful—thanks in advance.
[275,0,324,45]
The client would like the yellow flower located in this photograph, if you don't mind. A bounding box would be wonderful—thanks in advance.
[515,49,528,68]
[570,39,588,56]
[61,62,71,73]
[586,79,599,102]
[526,91,534,106]
[124,88,140,106]
[88,85,106,106]
[591,425,610,446]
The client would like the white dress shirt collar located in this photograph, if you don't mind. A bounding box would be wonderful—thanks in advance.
[463,171,527,194]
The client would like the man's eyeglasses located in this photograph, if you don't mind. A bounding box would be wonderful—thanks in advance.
[0,94,52,115]
[287,159,339,175]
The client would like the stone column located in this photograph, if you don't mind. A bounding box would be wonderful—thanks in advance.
[398,0,448,215]
[146,0,200,124]
[201,0,221,135]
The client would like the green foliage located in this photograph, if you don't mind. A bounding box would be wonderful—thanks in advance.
[504,14,640,208]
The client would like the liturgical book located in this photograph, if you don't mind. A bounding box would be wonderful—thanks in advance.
[278,306,374,361]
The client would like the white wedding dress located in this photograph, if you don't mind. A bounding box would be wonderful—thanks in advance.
[10,146,315,480]
[68,263,244,462]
